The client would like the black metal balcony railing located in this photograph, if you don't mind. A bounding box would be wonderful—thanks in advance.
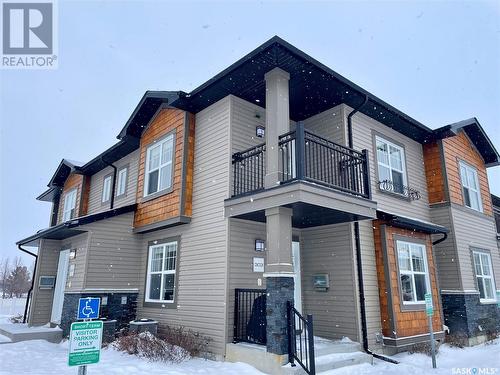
[232,123,371,199]
[233,288,267,345]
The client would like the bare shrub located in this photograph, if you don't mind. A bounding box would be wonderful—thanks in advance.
[159,325,212,357]
[408,340,441,356]
[114,331,190,363]
[445,331,468,348]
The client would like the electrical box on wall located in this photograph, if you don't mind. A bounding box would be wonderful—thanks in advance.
[313,274,329,291]
[39,276,56,289]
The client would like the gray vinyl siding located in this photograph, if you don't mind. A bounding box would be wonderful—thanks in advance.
[300,223,360,341]
[136,97,231,358]
[63,232,89,292]
[29,239,60,326]
[429,205,461,290]
[230,95,266,154]
[87,149,140,214]
[303,105,347,145]
[450,206,500,291]
[349,105,431,221]
[80,212,142,291]
[357,220,383,351]
[227,218,267,342]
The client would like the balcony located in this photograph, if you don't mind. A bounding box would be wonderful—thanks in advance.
[226,123,377,228]
[232,123,371,199]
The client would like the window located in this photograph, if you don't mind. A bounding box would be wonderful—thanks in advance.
[144,134,174,197]
[62,189,77,221]
[145,241,178,303]
[116,167,128,197]
[396,240,430,304]
[472,250,496,302]
[102,175,112,203]
[459,162,482,212]
[376,136,407,195]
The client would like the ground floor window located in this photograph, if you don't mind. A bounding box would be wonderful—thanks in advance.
[396,240,430,304]
[145,240,178,303]
[472,249,496,302]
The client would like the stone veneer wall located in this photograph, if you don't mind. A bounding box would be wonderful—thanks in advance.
[60,292,138,336]
[441,292,500,343]
[266,277,294,355]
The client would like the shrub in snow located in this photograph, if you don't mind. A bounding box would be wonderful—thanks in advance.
[445,331,468,348]
[408,340,441,356]
[114,331,190,363]
[159,325,212,358]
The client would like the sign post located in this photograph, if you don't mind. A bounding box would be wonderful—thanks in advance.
[69,297,102,374]
[425,292,437,369]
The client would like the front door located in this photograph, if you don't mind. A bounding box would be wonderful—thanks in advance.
[292,241,302,314]
[50,249,70,324]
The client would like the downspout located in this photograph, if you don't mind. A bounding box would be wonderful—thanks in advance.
[101,157,117,209]
[18,244,38,324]
[432,232,448,246]
[348,95,399,364]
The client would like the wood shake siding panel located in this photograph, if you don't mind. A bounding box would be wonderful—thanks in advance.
[301,223,360,341]
[443,131,493,216]
[82,212,142,290]
[423,140,447,204]
[136,97,230,357]
[429,205,461,290]
[358,220,383,350]
[57,173,85,224]
[349,105,431,221]
[227,219,267,342]
[134,108,187,228]
[29,239,60,326]
[374,222,442,338]
[450,206,500,290]
[87,150,140,214]
[303,104,346,145]
[64,232,89,292]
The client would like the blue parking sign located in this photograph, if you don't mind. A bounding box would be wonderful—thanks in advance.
[77,297,100,320]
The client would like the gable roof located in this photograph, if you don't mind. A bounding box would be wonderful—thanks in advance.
[434,118,500,167]
[46,159,83,188]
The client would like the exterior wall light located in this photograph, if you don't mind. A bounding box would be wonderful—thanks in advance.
[255,239,265,252]
[256,125,265,138]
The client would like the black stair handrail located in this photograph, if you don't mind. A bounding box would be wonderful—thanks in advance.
[287,301,316,375]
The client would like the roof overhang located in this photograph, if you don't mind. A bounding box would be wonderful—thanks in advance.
[433,118,500,167]
[36,186,61,202]
[46,159,83,188]
[17,204,136,247]
[377,210,448,234]
[170,36,432,142]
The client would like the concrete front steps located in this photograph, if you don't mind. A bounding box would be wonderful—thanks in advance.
[0,324,62,344]
[283,337,373,374]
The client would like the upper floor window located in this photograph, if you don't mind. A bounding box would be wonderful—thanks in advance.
[376,136,407,195]
[62,189,77,221]
[145,240,178,303]
[459,161,482,212]
[144,134,174,197]
[472,250,496,302]
[116,167,128,197]
[102,175,112,203]
[397,240,430,304]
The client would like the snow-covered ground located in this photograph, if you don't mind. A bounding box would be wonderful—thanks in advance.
[0,297,26,324]
[0,338,498,374]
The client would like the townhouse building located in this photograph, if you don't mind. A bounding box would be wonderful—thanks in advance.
[17,37,500,373]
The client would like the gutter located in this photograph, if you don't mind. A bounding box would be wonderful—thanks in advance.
[348,95,399,364]
[101,156,117,209]
[17,244,38,324]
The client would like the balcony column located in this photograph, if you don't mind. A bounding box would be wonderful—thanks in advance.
[264,67,290,189]
[264,206,294,355]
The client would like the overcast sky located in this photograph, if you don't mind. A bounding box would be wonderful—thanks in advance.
[1,0,500,265]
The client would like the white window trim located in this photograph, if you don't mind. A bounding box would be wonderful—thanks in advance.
[375,136,408,194]
[459,161,483,212]
[143,134,175,197]
[145,241,178,303]
[397,240,431,305]
[62,189,77,222]
[102,175,112,203]
[472,250,497,303]
[116,167,128,197]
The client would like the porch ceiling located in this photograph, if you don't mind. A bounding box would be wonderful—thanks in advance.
[224,180,377,228]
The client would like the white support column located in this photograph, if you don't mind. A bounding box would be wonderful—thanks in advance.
[264,206,294,276]
[264,68,290,189]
